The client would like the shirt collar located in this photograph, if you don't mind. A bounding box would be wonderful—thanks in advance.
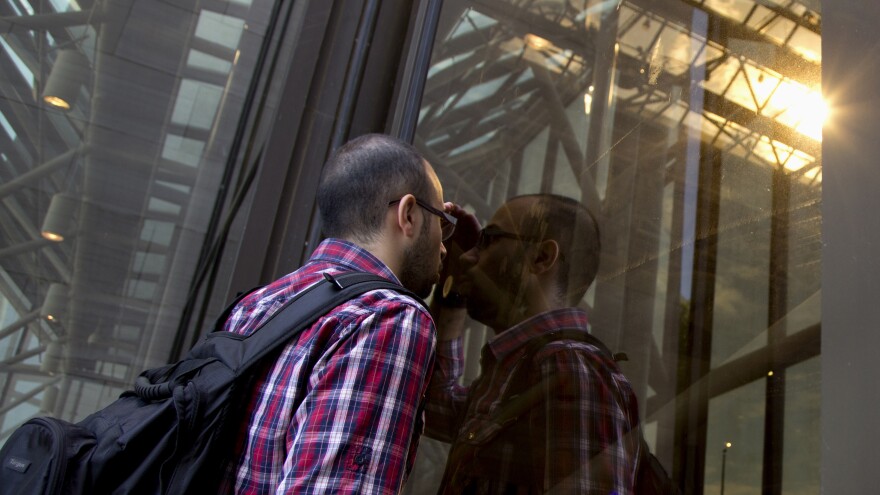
[309,238,402,285]
[486,308,590,363]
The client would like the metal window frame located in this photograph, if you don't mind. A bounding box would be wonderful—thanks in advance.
[821,2,880,493]
[217,0,434,308]
[183,1,880,492]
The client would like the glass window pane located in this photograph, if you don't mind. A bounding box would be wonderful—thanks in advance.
[195,10,245,50]
[407,0,822,493]
[0,0,282,434]
[712,158,771,365]
[783,356,820,494]
[704,379,766,494]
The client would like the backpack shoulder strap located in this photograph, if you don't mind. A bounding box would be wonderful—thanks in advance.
[210,285,264,333]
[231,271,421,373]
[139,272,419,400]
[492,329,614,426]
[493,330,678,493]
[501,329,616,403]
[533,329,628,363]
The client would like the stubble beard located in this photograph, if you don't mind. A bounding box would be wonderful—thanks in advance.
[399,222,439,298]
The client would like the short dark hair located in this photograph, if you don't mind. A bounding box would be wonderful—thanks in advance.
[512,193,601,305]
[317,134,434,241]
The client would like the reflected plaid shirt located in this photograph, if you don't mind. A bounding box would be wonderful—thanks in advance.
[219,239,436,494]
[426,309,640,494]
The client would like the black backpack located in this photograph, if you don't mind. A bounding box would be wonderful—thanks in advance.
[502,329,681,495]
[0,272,417,494]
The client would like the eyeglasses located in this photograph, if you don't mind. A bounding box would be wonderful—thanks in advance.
[475,226,541,251]
[388,198,457,241]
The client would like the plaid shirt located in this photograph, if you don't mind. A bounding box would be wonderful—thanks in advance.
[426,309,640,494]
[219,239,436,494]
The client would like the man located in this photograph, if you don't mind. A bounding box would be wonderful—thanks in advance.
[219,134,455,494]
[426,193,641,494]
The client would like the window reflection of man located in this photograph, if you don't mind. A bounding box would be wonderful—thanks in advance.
[426,194,642,494]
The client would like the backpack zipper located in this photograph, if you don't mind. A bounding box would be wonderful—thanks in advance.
[28,417,69,493]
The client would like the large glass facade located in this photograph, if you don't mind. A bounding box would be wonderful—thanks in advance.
[405,0,821,493]
[0,0,281,436]
[7,0,880,492]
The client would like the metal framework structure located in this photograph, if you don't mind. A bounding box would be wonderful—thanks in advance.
[0,0,271,433]
[418,0,820,190]
[0,0,822,492]
[410,0,821,492]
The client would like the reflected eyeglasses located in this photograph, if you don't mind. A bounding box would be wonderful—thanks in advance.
[475,226,541,251]
[388,198,457,241]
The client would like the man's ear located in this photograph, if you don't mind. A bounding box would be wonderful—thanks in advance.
[393,194,420,239]
[529,239,560,274]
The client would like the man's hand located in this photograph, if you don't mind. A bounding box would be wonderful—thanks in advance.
[438,203,480,302]
[430,204,478,341]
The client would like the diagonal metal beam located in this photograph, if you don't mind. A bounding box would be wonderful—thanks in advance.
[0,10,97,33]
[625,0,820,87]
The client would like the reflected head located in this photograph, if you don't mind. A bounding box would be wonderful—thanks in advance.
[511,194,601,305]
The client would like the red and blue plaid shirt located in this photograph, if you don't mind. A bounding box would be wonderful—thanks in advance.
[426,309,640,494]
[220,239,436,494]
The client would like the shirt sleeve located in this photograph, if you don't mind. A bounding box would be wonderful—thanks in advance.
[277,298,436,495]
[423,336,468,443]
[532,346,639,494]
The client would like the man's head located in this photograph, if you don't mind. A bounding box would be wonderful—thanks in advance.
[457,194,600,331]
[317,134,450,297]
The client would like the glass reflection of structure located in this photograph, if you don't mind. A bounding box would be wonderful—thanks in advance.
[408,0,821,493]
[0,0,276,440]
